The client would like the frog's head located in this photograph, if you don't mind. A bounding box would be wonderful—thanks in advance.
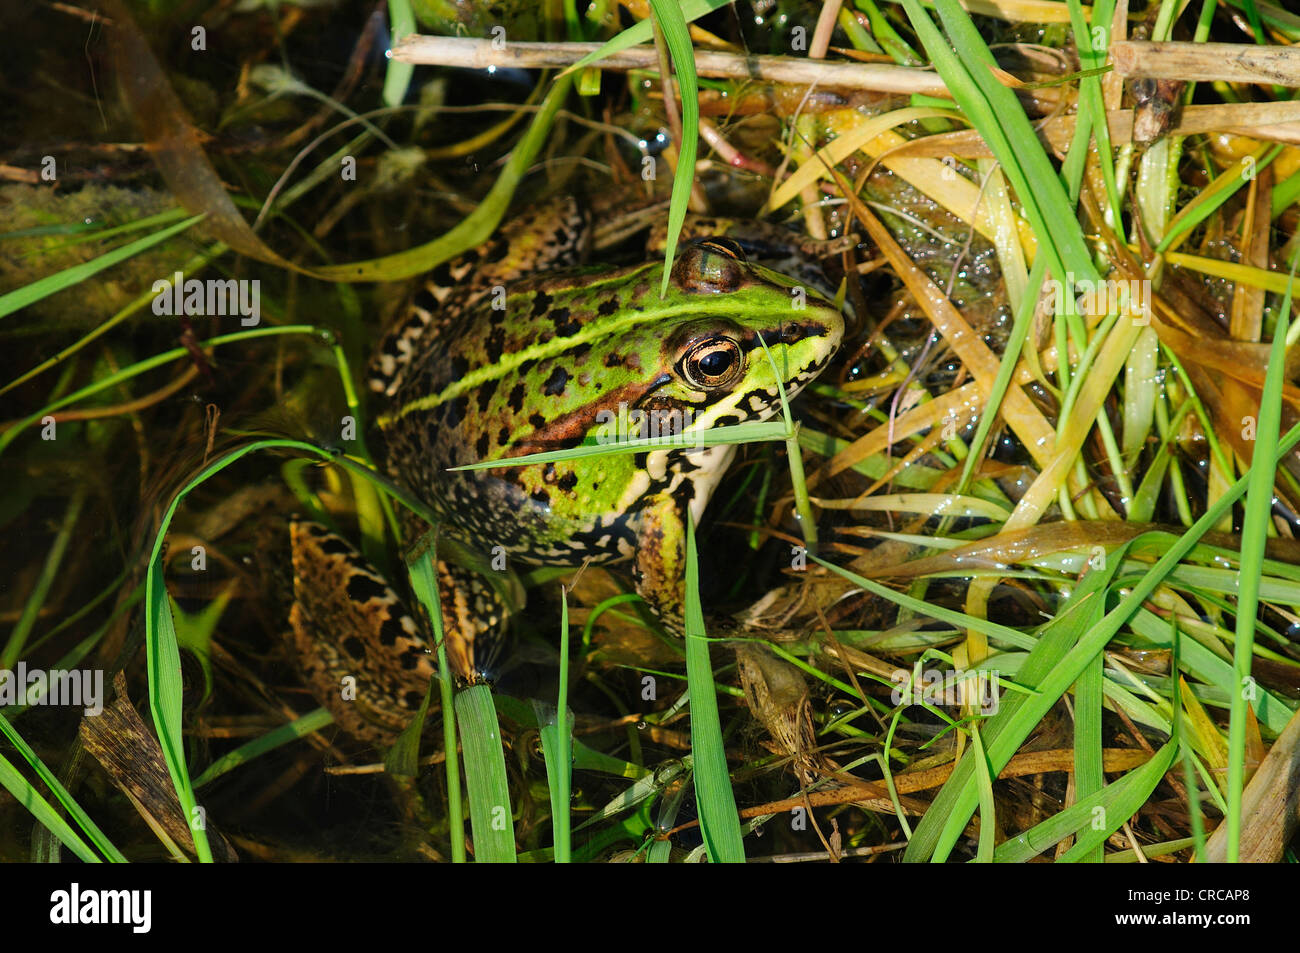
[634,238,845,437]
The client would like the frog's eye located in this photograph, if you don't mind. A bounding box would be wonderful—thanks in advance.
[694,237,746,260]
[681,336,744,389]
[671,240,748,293]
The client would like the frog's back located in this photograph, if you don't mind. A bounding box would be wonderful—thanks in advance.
[378,261,674,565]
[373,203,845,573]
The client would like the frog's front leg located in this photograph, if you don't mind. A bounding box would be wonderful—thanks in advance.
[631,492,688,634]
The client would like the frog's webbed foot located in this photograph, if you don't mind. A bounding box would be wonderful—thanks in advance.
[286,521,507,745]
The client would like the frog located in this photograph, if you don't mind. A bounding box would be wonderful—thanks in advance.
[282,195,846,743]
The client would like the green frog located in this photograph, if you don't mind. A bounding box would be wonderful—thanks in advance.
[284,196,846,742]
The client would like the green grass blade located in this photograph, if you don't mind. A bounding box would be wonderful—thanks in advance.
[1226,275,1292,859]
[448,421,789,471]
[0,325,319,459]
[902,416,1300,860]
[0,213,204,319]
[138,437,415,862]
[565,0,732,74]
[684,514,745,863]
[322,73,575,282]
[647,0,699,297]
[145,557,213,862]
[0,711,126,862]
[1074,650,1105,862]
[536,589,573,862]
[1,485,86,669]
[993,742,1178,862]
[970,724,996,862]
[1066,0,1121,217]
[808,556,1039,652]
[0,244,226,399]
[455,684,517,863]
[406,542,466,862]
[383,0,416,108]
[958,255,1049,493]
[900,0,1097,284]
[1155,144,1283,255]
[0,749,100,863]
[192,708,335,788]
[385,678,435,777]
[905,546,1121,861]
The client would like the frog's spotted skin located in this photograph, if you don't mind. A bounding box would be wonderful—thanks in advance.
[286,520,505,742]
[376,234,844,627]
[368,196,590,398]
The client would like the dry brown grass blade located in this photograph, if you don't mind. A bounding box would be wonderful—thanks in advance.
[391,35,951,96]
[852,518,1300,579]
[735,644,826,788]
[1152,306,1300,408]
[1229,168,1273,343]
[102,0,304,276]
[886,103,1300,160]
[828,182,1058,477]
[821,338,1067,482]
[1112,41,1300,87]
[79,675,238,862]
[1201,703,1300,862]
[740,747,1153,817]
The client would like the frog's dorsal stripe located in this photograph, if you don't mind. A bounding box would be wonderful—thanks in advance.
[377,263,817,427]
